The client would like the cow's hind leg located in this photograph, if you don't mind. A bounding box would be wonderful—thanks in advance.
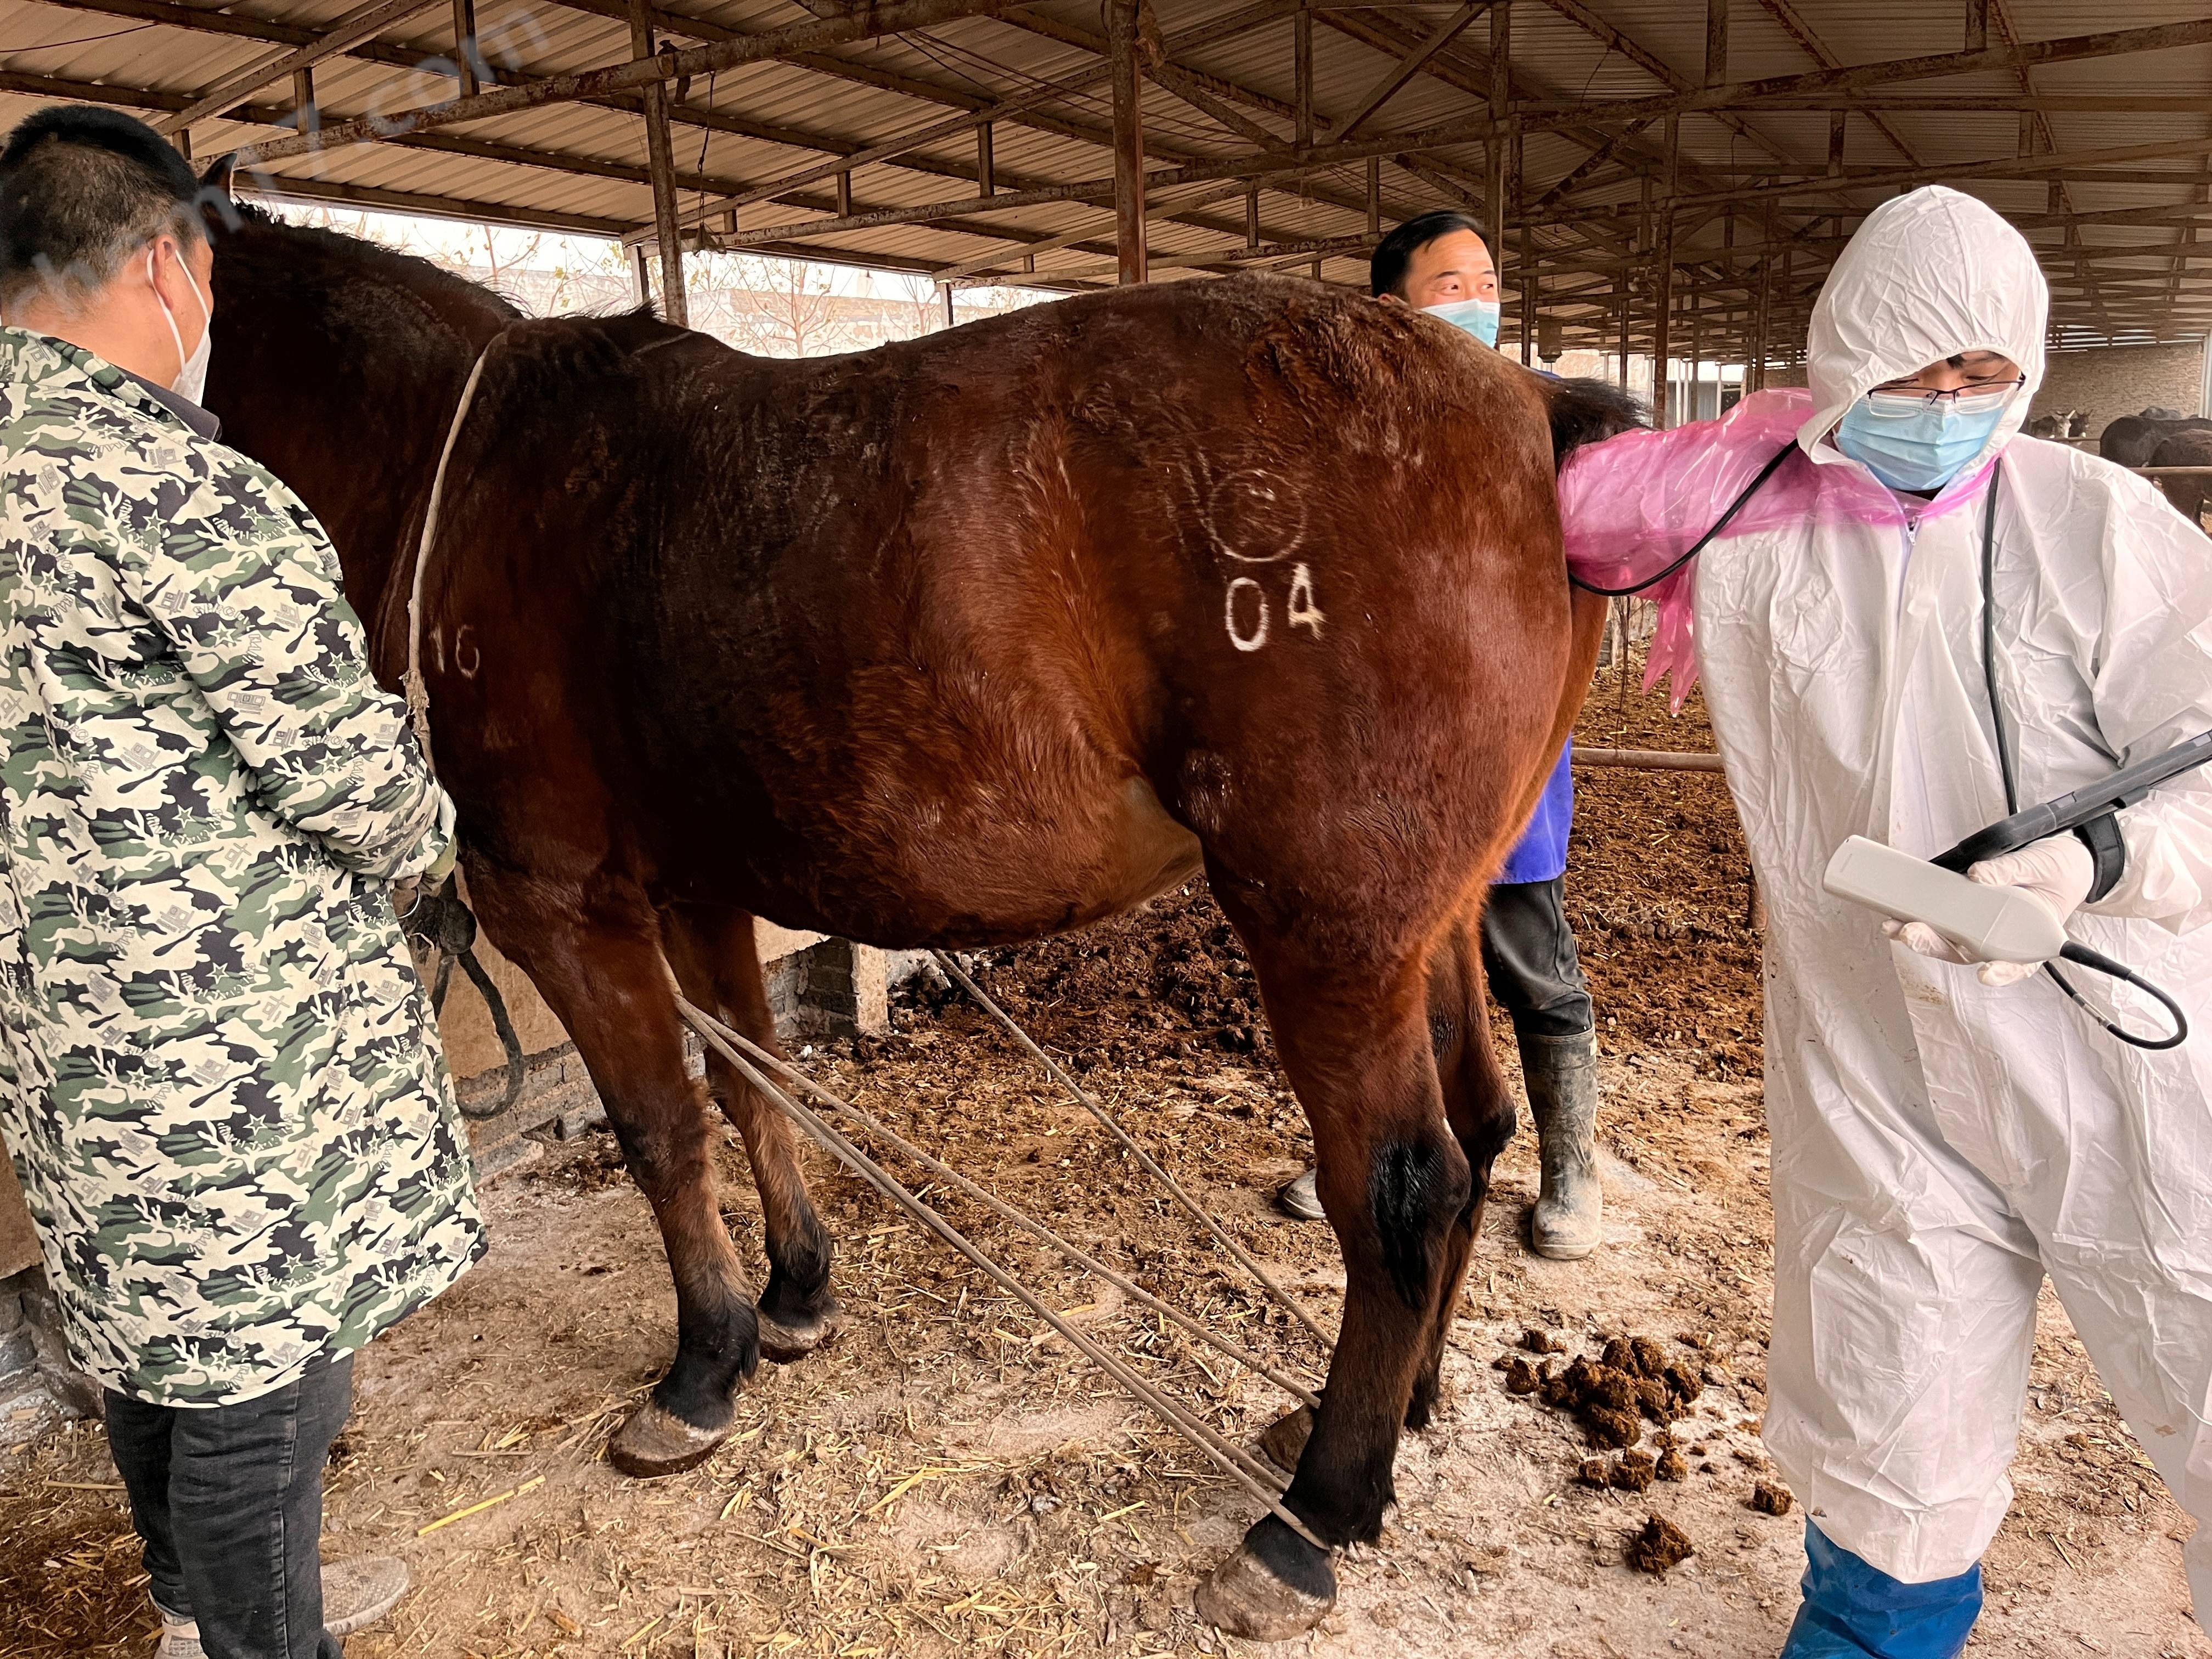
[1195,930,1470,1640]
[661,906,842,1361]
[1256,906,1508,1468]
[470,872,758,1477]
[1406,906,1514,1431]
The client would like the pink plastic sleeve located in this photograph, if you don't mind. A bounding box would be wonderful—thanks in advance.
[1559,388,1989,710]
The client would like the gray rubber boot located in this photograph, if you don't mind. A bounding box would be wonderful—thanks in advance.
[1520,1029,1604,1260]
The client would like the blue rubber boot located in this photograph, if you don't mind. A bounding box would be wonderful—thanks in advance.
[1778,1523,1983,1658]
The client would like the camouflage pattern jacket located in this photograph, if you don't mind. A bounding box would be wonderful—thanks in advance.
[0,330,483,1407]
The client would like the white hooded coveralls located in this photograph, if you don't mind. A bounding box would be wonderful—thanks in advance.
[1561,186,2212,1609]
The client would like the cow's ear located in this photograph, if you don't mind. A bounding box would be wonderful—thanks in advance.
[194,154,247,237]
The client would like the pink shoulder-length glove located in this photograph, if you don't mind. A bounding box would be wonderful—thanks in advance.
[1556,387,1995,713]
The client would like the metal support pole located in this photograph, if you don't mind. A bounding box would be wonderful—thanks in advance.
[1519,219,1534,365]
[1366,156,1381,235]
[1705,0,1727,87]
[628,241,651,307]
[1617,289,1630,388]
[1966,0,1988,53]
[1246,184,1261,251]
[1109,0,1147,284]
[291,67,315,129]
[1751,210,1772,391]
[836,171,851,218]
[1653,112,1678,426]
[451,0,477,97]
[941,283,955,326]
[1295,0,1312,153]
[1486,1,1510,261]
[1828,109,1847,175]
[977,122,995,196]
[630,0,688,327]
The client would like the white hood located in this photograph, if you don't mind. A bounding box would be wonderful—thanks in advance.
[1799,185,2048,473]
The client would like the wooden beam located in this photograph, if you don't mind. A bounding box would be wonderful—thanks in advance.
[242,168,637,238]
[1109,0,1146,284]
[1336,0,1483,140]
[450,0,477,97]
[1705,0,1727,87]
[629,0,686,328]
[230,0,1035,165]
[977,121,995,196]
[1966,0,1988,53]
[156,0,442,136]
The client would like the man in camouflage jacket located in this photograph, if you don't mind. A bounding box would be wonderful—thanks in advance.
[0,108,481,1658]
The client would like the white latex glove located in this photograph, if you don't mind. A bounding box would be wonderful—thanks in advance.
[1882,833,2094,986]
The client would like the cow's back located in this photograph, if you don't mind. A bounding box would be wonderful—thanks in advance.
[420,277,1567,942]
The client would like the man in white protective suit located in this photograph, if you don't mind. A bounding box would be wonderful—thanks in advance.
[1558,183,2212,1657]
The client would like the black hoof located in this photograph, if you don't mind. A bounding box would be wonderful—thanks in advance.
[1258,1404,1314,1472]
[757,1303,845,1364]
[607,1402,727,1477]
[1194,1515,1338,1641]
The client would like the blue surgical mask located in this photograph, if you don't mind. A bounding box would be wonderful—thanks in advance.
[1424,296,1501,348]
[1833,386,2013,493]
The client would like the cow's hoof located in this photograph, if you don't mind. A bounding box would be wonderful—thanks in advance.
[1257,1404,1314,1472]
[758,1305,844,1364]
[1194,1516,1337,1641]
[607,1402,726,1479]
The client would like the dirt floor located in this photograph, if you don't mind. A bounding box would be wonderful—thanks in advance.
[4,660,2205,1659]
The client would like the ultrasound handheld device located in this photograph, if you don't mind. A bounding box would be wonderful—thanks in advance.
[1822,730,2212,1051]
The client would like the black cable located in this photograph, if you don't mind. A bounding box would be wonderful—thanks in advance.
[1978,459,2187,1048]
[1568,444,1796,596]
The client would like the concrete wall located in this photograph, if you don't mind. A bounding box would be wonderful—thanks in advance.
[2031,342,2206,437]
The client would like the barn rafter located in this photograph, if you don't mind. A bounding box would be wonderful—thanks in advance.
[0,0,2205,382]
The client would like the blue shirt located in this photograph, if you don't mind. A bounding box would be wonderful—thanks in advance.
[1498,743,1573,884]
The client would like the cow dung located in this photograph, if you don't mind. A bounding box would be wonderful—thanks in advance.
[1502,1357,1541,1396]
[1751,1481,1795,1516]
[1627,1515,1696,1575]
[1656,1448,1689,1482]
[1610,1451,1657,1492]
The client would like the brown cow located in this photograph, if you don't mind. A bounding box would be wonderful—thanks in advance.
[200,193,1637,1639]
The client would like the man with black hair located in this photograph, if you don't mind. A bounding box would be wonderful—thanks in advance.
[1274,208,1605,1262]
[0,105,481,1658]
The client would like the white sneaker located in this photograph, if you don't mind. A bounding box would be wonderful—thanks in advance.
[148,1556,408,1654]
[323,1554,411,1637]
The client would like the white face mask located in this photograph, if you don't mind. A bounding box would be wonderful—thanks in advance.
[147,244,211,404]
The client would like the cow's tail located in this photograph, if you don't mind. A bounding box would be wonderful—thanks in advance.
[1542,376,1647,471]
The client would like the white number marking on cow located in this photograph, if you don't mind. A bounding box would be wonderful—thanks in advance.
[1287,564,1324,638]
[1226,577,1271,652]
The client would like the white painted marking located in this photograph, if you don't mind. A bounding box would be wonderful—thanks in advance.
[1287,564,1324,637]
[454,625,482,680]
[1226,577,1270,652]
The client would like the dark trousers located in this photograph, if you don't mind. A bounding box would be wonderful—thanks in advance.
[105,1353,352,1659]
[1480,877,1593,1040]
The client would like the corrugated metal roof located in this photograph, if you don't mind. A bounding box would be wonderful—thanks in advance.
[0,0,2205,345]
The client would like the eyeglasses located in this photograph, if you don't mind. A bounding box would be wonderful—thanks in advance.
[1861,377,2027,417]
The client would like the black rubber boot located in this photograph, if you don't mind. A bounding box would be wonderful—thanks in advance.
[1520,1028,1603,1260]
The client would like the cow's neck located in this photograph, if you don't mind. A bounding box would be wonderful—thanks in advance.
[203,209,516,686]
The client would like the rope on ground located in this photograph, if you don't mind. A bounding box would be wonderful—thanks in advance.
[929,949,1335,1352]
[724,1022,1323,1412]
[673,995,1328,1552]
